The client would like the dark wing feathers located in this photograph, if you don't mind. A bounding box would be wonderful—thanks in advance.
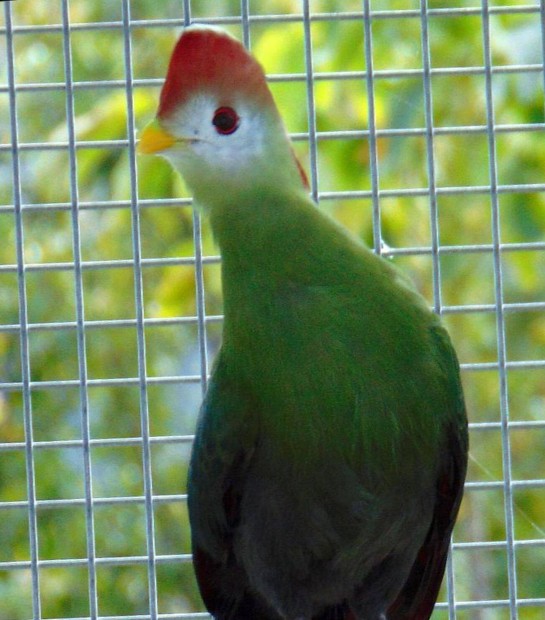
[387,327,468,620]
[386,421,468,620]
[192,462,283,620]
[193,544,281,620]
[191,329,467,620]
[194,425,466,620]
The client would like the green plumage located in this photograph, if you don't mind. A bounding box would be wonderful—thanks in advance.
[189,183,467,620]
[211,187,450,468]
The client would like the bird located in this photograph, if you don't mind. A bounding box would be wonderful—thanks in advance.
[138,24,468,620]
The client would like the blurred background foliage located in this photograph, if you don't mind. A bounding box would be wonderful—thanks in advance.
[1,0,544,618]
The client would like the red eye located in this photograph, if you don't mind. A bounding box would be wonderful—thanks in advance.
[212,107,240,135]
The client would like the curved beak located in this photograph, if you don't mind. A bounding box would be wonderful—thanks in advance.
[137,118,177,154]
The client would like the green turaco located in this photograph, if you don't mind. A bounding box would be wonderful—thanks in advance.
[139,25,468,620]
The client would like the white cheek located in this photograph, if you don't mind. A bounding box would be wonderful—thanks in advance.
[194,115,267,178]
[162,95,275,186]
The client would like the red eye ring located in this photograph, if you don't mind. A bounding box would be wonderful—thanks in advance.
[212,106,240,135]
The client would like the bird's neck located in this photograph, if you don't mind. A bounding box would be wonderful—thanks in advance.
[209,183,311,271]
[208,185,317,350]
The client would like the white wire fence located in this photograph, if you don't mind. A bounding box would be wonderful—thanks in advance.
[1,1,544,619]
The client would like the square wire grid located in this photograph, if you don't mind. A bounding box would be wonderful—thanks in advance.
[1,0,545,619]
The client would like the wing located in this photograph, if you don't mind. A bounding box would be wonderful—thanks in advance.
[386,422,467,620]
[387,327,469,620]
[187,354,281,619]
[192,544,281,620]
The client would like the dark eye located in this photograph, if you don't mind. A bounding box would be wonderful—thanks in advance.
[212,107,240,135]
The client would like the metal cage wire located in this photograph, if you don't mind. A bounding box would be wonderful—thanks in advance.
[1,0,545,619]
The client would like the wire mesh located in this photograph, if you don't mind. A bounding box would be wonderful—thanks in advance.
[1,1,545,619]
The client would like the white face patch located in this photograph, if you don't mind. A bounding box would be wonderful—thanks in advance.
[157,92,304,207]
[161,94,274,182]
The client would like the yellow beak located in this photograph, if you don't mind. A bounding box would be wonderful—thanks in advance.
[137,118,177,154]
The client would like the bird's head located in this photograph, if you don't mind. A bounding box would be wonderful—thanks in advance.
[138,25,308,206]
